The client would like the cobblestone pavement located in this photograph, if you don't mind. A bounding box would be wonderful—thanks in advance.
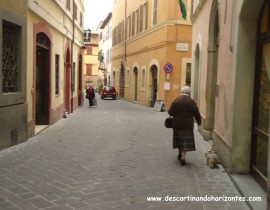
[0,97,251,210]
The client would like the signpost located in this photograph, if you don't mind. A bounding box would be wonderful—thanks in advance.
[164,63,174,73]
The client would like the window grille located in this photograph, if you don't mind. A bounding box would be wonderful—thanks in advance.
[2,20,21,93]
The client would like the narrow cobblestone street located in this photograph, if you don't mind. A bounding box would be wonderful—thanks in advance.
[0,97,250,210]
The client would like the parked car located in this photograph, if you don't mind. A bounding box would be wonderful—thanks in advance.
[101,86,117,100]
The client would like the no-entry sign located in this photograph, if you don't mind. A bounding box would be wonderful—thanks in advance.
[164,63,173,73]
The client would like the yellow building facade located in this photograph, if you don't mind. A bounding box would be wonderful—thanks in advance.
[83,31,99,90]
[111,0,192,109]
[27,0,85,137]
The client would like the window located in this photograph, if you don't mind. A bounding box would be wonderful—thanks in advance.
[80,12,82,27]
[140,5,144,32]
[2,20,21,93]
[139,3,148,32]
[143,2,148,30]
[136,9,139,34]
[186,63,191,86]
[141,69,145,88]
[86,64,92,75]
[132,11,135,36]
[55,54,60,95]
[118,23,121,43]
[86,47,92,55]
[112,28,115,46]
[126,70,130,85]
[126,15,131,39]
[153,0,158,25]
[72,62,75,91]
[73,2,77,20]
[66,0,70,11]
[104,86,115,91]
[121,21,124,42]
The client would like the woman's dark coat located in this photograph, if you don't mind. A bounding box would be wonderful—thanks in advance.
[168,94,201,131]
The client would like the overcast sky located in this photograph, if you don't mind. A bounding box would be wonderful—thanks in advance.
[84,0,113,30]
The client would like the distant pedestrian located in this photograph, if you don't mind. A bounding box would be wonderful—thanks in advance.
[86,85,96,107]
[168,86,201,166]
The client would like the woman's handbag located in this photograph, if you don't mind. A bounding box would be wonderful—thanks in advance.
[165,116,173,128]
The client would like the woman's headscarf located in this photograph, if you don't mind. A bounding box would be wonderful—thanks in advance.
[181,86,191,95]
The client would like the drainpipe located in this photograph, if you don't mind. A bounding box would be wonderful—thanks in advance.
[71,0,75,113]
[124,0,127,61]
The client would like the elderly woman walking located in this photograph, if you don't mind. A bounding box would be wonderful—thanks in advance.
[168,86,201,166]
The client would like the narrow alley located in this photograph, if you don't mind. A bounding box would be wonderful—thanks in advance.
[0,97,250,210]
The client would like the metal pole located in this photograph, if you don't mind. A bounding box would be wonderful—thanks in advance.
[124,0,127,61]
[71,0,75,113]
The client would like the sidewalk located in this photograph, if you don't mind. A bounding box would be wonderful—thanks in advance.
[0,99,253,210]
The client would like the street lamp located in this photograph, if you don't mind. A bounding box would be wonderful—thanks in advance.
[84,29,91,42]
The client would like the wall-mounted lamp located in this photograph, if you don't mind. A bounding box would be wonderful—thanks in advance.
[84,29,91,42]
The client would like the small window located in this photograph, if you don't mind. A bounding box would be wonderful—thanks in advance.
[80,12,82,27]
[55,54,60,95]
[86,64,92,75]
[142,69,145,88]
[86,47,92,55]
[73,2,77,20]
[153,0,158,25]
[72,62,75,91]
[186,63,191,86]
[66,0,71,11]
[126,70,130,85]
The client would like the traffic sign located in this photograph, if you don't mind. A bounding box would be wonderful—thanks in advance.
[164,63,173,73]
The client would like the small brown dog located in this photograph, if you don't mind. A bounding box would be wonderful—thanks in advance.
[205,150,220,168]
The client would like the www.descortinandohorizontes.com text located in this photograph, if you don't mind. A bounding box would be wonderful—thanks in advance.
[147,195,262,202]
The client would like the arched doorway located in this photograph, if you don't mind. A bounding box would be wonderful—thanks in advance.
[133,67,138,101]
[35,32,50,125]
[251,0,270,189]
[150,65,158,107]
[78,54,83,107]
[65,49,71,113]
[204,0,219,138]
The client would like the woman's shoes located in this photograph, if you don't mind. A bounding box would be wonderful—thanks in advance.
[180,159,186,166]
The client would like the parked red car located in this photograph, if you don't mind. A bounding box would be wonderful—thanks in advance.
[100,86,117,100]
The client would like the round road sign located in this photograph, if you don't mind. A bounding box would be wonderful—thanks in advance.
[164,63,173,73]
